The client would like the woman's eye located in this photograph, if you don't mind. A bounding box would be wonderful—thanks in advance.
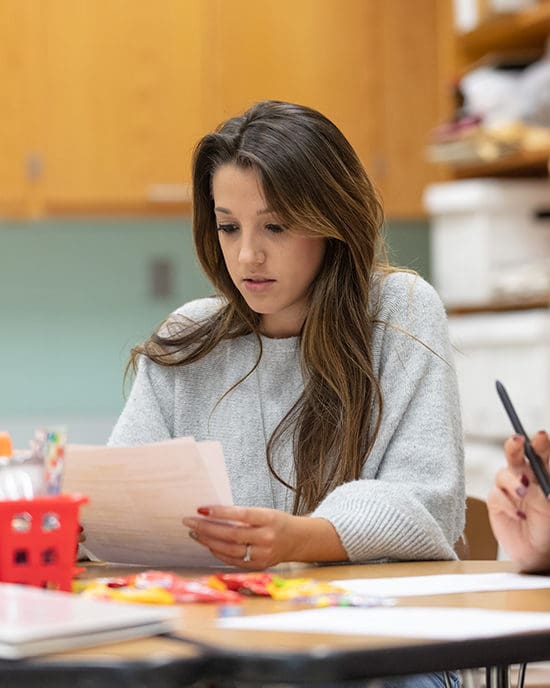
[265,223,284,234]
[216,224,239,234]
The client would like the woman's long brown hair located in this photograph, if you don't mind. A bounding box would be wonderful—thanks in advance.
[130,100,390,515]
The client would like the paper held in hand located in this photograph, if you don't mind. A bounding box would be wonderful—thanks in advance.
[63,437,233,567]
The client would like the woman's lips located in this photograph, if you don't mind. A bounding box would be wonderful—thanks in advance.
[243,278,276,293]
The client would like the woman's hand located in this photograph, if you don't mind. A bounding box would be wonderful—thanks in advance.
[487,431,550,572]
[182,505,346,569]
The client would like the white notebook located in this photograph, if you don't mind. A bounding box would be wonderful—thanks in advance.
[63,437,233,567]
[0,583,180,659]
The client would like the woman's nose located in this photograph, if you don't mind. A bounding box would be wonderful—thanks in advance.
[238,237,265,265]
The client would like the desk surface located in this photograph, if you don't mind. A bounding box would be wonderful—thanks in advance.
[3,560,550,687]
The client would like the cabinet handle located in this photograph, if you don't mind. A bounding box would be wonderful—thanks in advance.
[25,153,44,182]
[146,183,192,203]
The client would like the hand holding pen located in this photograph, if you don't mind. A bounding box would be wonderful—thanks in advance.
[488,382,550,571]
[496,381,550,499]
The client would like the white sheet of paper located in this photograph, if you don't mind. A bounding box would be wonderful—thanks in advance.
[0,583,179,658]
[217,606,550,640]
[63,437,233,567]
[330,572,550,598]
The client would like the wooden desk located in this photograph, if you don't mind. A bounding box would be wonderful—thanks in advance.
[2,560,550,687]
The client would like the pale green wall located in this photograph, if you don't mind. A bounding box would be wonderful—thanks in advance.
[0,219,210,426]
[384,220,431,283]
[0,217,430,444]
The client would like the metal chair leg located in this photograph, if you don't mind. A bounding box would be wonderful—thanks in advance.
[460,668,483,688]
[515,663,527,688]
[486,666,511,688]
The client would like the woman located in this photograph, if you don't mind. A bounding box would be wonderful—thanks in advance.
[110,99,464,573]
[109,99,464,688]
[488,431,550,572]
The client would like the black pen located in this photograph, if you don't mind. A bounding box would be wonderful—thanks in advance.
[495,380,550,500]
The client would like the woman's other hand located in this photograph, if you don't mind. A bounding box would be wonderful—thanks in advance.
[488,431,550,572]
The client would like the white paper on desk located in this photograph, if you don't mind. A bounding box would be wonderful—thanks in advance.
[330,572,550,598]
[217,606,550,640]
[63,437,233,567]
[0,583,179,659]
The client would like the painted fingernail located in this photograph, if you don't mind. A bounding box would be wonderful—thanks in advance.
[512,434,522,442]
[521,474,530,488]
[188,529,198,540]
[516,485,528,498]
[537,430,548,437]
[516,510,527,520]
[197,507,210,516]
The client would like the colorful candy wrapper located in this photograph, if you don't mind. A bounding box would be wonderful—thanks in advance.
[73,570,383,607]
[215,572,273,596]
[266,577,347,601]
[75,570,243,604]
[132,570,242,603]
[78,581,175,605]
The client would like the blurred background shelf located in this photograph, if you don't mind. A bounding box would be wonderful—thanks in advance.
[457,1,550,59]
[446,294,550,315]
[427,0,550,502]
[451,148,550,178]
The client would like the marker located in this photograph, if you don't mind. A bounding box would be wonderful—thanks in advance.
[496,380,550,500]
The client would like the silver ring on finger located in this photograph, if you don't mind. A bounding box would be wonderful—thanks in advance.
[243,543,252,562]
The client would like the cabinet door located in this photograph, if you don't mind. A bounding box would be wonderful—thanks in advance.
[0,1,40,216]
[40,0,204,212]
[6,0,447,218]
[200,0,377,189]
[375,0,449,218]
[195,0,447,219]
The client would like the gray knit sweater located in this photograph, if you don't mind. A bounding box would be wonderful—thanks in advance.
[109,272,465,562]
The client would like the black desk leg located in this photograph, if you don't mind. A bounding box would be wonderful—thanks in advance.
[486,665,510,688]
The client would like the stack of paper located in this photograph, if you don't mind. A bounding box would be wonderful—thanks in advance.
[63,437,233,567]
[330,572,550,597]
[217,605,550,640]
[0,583,180,659]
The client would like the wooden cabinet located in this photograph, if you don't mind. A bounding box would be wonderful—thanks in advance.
[200,0,376,168]
[0,0,206,216]
[0,2,38,216]
[366,0,452,217]
[1,0,447,219]
[40,0,205,214]
[202,0,447,219]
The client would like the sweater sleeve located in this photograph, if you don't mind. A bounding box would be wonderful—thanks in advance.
[312,274,465,562]
[107,356,174,446]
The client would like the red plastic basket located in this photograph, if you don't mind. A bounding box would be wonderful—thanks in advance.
[0,494,88,592]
